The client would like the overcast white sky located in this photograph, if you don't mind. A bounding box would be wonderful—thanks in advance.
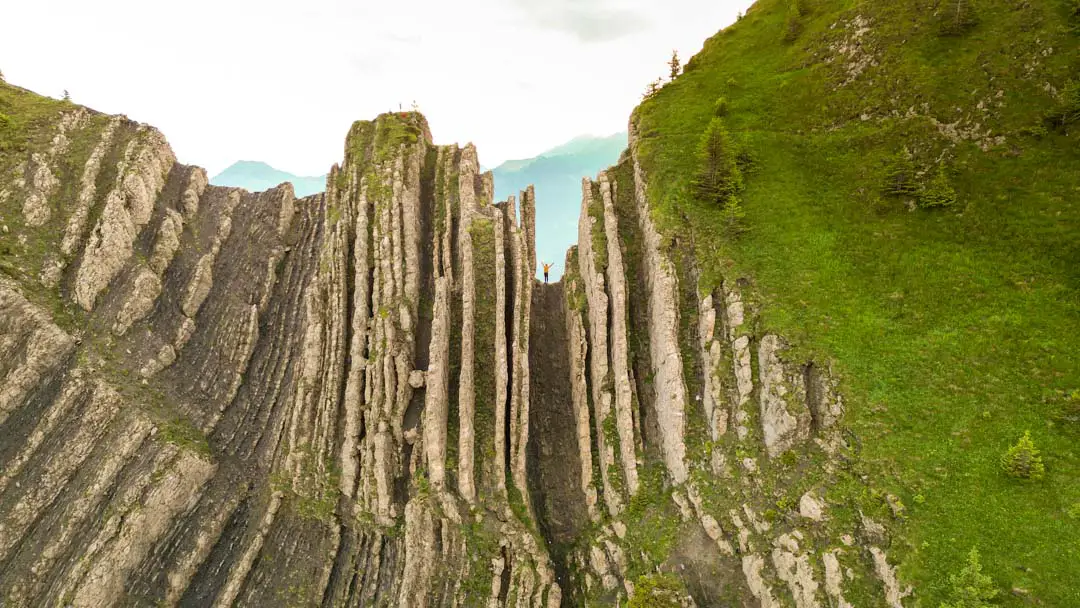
[1,0,752,177]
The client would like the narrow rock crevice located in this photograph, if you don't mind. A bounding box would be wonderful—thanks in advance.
[527,281,587,599]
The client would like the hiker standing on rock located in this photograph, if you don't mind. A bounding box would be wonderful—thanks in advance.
[542,262,552,283]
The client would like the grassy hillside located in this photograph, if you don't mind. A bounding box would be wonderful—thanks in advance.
[634,0,1079,604]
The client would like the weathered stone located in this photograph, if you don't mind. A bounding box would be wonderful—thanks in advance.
[62,117,121,257]
[800,490,827,521]
[148,209,183,275]
[113,268,162,335]
[823,550,853,608]
[140,344,176,378]
[21,110,89,227]
[632,158,688,483]
[870,546,913,608]
[495,206,511,495]
[699,292,730,440]
[860,512,889,544]
[181,254,214,317]
[72,127,174,310]
[22,153,59,226]
[0,287,76,425]
[175,316,196,349]
[772,541,821,608]
[181,167,207,220]
[68,451,214,607]
[577,178,621,514]
[742,554,779,608]
[599,173,640,496]
[423,277,450,487]
[565,294,600,521]
[758,335,813,457]
[511,189,536,503]
[456,147,478,503]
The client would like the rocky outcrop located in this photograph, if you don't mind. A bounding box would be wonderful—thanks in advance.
[0,286,76,424]
[0,84,910,607]
[560,123,910,606]
[72,126,175,311]
[631,155,689,484]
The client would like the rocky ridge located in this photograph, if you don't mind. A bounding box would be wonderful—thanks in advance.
[0,83,910,606]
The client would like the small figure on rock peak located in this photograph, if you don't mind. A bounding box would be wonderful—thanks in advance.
[542,262,553,283]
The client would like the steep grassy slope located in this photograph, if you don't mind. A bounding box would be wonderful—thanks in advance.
[634,0,1079,604]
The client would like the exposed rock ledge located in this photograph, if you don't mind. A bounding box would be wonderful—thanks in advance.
[0,91,910,607]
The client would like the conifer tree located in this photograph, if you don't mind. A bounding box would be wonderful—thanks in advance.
[919,163,958,208]
[783,0,805,42]
[883,148,917,197]
[694,118,746,234]
[1000,430,1045,480]
[668,51,681,80]
[713,97,729,117]
[643,78,664,101]
[939,0,978,36]
[721,193,746,235]
[694,118,743,205]
[939,548,998,608]
[1047,79,1080,129]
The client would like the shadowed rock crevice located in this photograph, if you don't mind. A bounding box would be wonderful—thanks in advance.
[527,281,587,598]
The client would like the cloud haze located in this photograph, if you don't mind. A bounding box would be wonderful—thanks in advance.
[511,0,651,42]
[0,0,752,177]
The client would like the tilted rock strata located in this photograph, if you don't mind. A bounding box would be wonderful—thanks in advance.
[559,123,911,607]
[0,102,557,607]
[0,87,911,607]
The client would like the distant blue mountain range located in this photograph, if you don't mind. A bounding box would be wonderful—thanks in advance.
[492,132,627,280]
[210,161,327,198]
[211,132,627,281]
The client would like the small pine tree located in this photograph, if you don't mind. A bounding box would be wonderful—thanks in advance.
[939,0,978,36]
[883,149,918,197]
[1054,389,1080,429]
[713,97,729,117]
[643,78,664,101]
[721,194,747,235]
[1046,79,1080,130]
[1000,430,1046,480]
[668,50,681,81]
[919,164,958,208]
[939,548,998,608]
[62,89,71,102]
[693,118,743,206]
[783,0,805,42]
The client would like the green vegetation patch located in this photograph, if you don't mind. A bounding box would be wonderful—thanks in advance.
[628,573,688,608]
[470,218,499,495]
[630,0,1080,604]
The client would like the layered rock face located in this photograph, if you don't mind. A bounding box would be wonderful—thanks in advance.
[0,85,910,607]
